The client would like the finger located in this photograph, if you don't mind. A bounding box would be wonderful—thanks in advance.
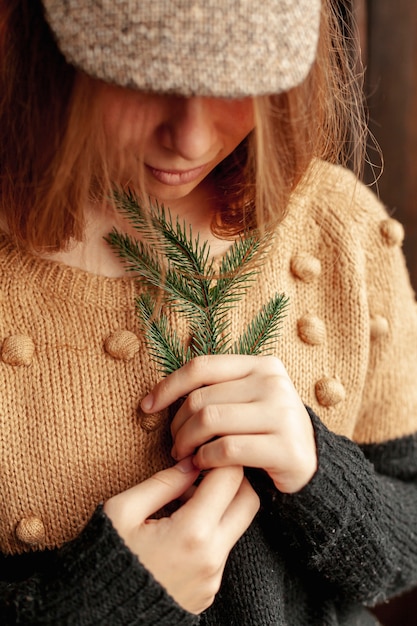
[141,354,263,413]
[179,465,245,526]
[172,403,272,460]
[104,457,200,523]
[178,483,198,503]
[218,477,260,545]
[192,434,280,472]
[171,377,259,438]
[193,425,317,493]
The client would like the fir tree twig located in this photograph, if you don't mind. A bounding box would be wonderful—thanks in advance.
[106,190,289,375]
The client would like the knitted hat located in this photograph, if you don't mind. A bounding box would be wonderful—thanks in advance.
[42,0,321,98]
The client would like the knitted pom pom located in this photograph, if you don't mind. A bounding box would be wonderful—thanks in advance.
[370,315,389,340]
[138,409,164,432]
[297,314,326,345]
[315,377,346,407]
[380,218,404,247]
[15,516,46,545]
[290,254,321,283]
[104,330,140,360]
[1,335,35,366]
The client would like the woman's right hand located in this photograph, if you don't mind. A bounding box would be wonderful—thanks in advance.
[103,458,260,615]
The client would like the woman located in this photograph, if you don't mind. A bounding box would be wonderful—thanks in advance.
[0,0,417,624]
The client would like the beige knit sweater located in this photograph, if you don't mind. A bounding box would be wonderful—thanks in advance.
[1,162,417,555]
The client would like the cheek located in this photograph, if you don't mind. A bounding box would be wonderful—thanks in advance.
[238,101,255,129]
[103,104,143,149]
[100,86,154,152]
[223,101,255,144]
[101,106,147,185]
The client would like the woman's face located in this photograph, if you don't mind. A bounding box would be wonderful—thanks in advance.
[99,82,255,212]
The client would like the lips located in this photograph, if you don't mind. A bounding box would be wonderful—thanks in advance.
[146,164,207,186]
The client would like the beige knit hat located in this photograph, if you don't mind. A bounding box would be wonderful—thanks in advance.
[42,0,321,98]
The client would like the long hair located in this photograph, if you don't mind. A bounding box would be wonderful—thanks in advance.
[0,0,367,250]
[240,0,368,235]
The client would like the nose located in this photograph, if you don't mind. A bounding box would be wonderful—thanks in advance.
[158,97,216,162]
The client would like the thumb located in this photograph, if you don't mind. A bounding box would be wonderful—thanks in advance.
[105,457,200,524]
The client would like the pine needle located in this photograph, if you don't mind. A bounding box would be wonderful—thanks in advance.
[106,190,289,375]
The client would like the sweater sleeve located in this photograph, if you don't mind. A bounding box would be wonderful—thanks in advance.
[266,172,417,606]
[272,407,417,607]
[0,506,199,626]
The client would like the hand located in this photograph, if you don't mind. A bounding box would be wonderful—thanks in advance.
[141,355,318,493]
[104,460,259,614]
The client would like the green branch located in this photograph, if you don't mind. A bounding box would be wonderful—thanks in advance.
[106,190,289,375]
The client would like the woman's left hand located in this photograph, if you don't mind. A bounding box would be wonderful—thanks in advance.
[141,355,318,494]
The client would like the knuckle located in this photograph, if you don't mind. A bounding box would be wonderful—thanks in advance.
[262,354,285,374]
[218,436,241,462]
[186,387,204,413]
[198,404,220,430]
[263,373,280,395]
[198,554,222,580]
[184,523,211,551]
[188,355,210,378]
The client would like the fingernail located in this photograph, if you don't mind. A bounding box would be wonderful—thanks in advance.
[176,457,197,473]
[141,394,154,411]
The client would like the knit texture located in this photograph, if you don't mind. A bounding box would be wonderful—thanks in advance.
[1,162,417,623]
[3,412,417,624]
[1,162,417,557]
[0,506,198,625]
[41,0,321,97]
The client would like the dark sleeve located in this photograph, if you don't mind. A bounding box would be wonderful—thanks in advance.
[0,506,199,626]
[268,407,417,607]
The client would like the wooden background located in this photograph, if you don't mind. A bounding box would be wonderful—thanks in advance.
[348,2,417,623]
[360,0,417,291]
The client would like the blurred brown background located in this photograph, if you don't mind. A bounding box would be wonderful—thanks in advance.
[345,1,417,624]
[356,0,417,292]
